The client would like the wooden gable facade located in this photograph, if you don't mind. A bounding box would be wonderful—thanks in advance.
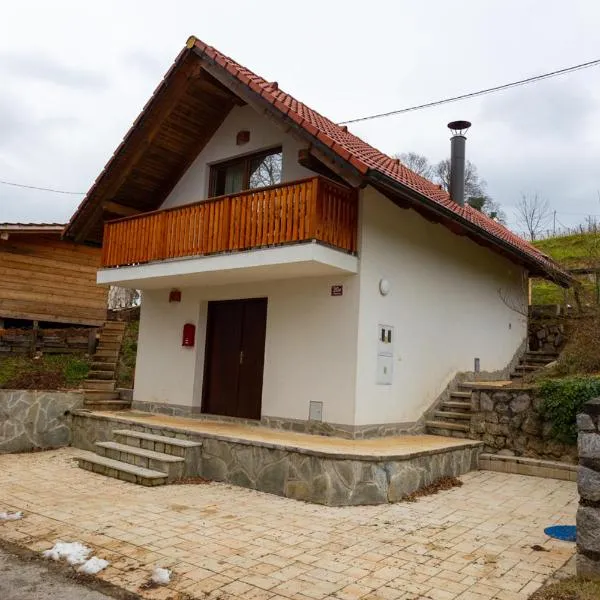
[0,224,107,326]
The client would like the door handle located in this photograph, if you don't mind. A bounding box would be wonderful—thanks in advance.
[239,350,244,365]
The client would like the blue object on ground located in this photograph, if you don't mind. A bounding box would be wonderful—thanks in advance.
[544,525,577,542]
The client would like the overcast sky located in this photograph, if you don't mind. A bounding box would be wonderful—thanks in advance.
[1,0,599,235]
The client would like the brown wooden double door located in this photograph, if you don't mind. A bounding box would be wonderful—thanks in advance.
[202,298,267,420]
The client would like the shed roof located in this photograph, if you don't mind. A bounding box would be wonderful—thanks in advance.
[0,223,65,235]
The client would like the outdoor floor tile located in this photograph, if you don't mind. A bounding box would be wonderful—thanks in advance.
[0,448,578,600]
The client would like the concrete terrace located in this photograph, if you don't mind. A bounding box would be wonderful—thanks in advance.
[0,448,577,600]
[76,410,482,459]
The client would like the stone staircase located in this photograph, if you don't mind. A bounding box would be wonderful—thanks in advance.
[83,321,130,411]
[76,429,202,486]
[425,350,558,437]
[510,350,558,379]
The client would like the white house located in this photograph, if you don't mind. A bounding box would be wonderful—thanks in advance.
[65,36,569,439]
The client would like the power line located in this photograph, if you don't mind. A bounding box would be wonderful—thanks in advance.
[0,179,84,195]
[3,57,600,196]
[338,57,600,125]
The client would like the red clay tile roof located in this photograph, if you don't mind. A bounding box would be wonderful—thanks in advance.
[189,36,568,283]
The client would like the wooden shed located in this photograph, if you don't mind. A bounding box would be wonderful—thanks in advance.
[0,223,108,326]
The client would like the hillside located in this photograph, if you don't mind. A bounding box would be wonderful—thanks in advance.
[535,233,600,268]
[531,232,599,305]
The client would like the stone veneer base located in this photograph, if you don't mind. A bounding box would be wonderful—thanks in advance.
[0,390,83,453]
[130,400,420,439]
[72,411,483,506]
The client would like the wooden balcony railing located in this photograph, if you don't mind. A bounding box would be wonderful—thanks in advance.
[101,176,358,268]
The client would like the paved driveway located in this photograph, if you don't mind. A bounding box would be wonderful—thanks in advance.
[0,449,577,600]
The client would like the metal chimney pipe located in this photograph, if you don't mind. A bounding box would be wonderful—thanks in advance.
[447,120,471,207]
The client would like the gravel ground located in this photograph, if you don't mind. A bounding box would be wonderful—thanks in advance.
[0,546,117,600]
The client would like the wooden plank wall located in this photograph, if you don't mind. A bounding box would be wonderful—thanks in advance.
[0,234,108,326]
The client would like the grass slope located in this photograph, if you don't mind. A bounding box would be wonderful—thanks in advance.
[532,233,599,305]
[116,320,139,389]
[0,355,90,390]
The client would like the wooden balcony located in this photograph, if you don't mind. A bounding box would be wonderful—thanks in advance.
[101,176,358,269]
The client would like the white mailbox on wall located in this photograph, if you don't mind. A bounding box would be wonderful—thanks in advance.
[376,324,394,385]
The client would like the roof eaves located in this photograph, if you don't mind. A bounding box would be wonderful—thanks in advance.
[64,45,195,240]
[368,170,572,287]
[0,223,65,233]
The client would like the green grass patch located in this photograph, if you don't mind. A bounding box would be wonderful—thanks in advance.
[116,320,139,389]
[529,577,600,600]
[531,233,600,306]
[0,354,90,390]
[534,233,600,268]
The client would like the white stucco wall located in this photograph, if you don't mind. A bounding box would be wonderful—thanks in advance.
[134,275,360,425]
[160,105,314,209]
[353,186,528,426]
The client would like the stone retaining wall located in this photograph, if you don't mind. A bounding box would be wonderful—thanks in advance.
[72,412,482,506]
[0,390,83,453]
[470,387,577,462]
[528,319,565,353]
[577,398,600,579]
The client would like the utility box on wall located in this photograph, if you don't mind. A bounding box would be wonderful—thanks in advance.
[376,324,394,385]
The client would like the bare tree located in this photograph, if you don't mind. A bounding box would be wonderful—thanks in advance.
[396,152,505,222]
[249,153,282,188]
[108,287,140,310]
[434,158,486,199]
[516,193,552,241]
[395,152,434,179]
[466,196,507,223]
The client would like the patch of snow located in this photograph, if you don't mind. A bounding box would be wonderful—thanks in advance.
[43,541,92,565]
[78,557,110,575]
[0,511,23,521]
[151,567,171,585]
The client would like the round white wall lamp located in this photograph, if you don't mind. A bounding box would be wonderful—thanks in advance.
[379,278,391,296]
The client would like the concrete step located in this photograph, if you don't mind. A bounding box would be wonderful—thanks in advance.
[76,451,167,486]
[523,355,557,364]
[102,322,127,331]
[458,381,512,390]
[99,333,124,342]
[88,370,116,380]
[97,342,121,351]
[95,441,184,480]
[434,411,471,421]
[515,364,539,372]
[523,350,558,362]
[93,354,119,364]
[94,349,120,359]
[84,390,120,401]
[113,429,202,458]
[91,361,117,371]
[83,400,131,411]
[425,420,470,432]
[441,401,472,411]
[83,380,116,391]
[450,391,471,399]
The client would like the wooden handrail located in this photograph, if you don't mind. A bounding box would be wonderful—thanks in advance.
[101,176,358,268]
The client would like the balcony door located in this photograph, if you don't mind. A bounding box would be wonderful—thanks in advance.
[209,147,282,197]
[202,298,267,420]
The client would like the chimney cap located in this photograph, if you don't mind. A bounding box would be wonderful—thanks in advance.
[448,120,471,136]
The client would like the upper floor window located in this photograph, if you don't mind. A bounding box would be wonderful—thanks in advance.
[209,147,283,197]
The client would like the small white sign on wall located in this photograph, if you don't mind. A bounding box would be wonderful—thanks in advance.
[376,324,394,385]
